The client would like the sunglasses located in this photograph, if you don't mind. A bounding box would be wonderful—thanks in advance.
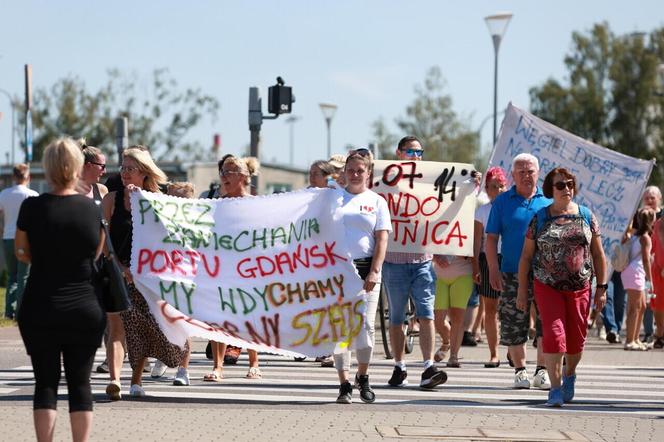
[88,161,106,170]
[220,170,243,177]
[400,148,423,157]
[553,180,574,191]
[120,166,140,174]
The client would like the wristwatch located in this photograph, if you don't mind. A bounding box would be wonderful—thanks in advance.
[596,283,609,290]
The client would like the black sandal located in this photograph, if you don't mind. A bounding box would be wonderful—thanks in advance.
[484,361,500,368]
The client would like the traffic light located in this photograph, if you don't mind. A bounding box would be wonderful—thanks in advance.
[268,77,294,115]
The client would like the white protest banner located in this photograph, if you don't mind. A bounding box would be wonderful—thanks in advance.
[488,103,655,254]
[369,160,477,256]
[129,188,366,358]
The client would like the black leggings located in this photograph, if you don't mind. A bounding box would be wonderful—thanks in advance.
[30,343,98,412]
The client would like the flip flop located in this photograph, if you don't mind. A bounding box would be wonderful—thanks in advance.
[484,361,500,368]
[203,370,223,382]
[507,353,514,368]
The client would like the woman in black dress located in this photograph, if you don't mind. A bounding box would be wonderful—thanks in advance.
[16,137,105,442]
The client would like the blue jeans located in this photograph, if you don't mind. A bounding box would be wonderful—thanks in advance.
[603,271,626,334]
[382,261,436,325]
[3,239,29,318]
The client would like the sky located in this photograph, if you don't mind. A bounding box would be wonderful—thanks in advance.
[0,1,662,170]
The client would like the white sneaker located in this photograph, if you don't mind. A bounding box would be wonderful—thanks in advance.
[129,384,146,397]
[150,360,167,378]
[513,370,531,389]
[173,367,190,386]
[533,369,551,389]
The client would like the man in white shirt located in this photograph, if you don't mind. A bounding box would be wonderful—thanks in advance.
[0,164,38,319]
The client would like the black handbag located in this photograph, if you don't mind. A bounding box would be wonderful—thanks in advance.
[96,219,131,313]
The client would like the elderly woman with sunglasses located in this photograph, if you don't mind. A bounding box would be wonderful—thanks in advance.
[517,167,607,407]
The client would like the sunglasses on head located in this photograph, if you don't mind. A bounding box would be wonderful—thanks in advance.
[553,180,574,191]
[401,148,423,157]
[348,148,372,158]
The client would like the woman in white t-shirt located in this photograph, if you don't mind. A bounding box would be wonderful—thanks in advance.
[334,151,391,404]
[472,167,507,367]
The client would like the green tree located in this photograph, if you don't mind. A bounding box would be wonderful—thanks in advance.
[529,22,664,186]
[371,66,479,164]
[15,68,220,162]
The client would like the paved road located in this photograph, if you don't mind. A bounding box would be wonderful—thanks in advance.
[1,325,663,441]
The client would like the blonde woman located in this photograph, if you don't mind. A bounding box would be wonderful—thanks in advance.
[205,156,263,381]
[16,137,105,441]
[102,146,188,399]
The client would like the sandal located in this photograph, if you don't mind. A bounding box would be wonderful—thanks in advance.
[446,356,461,368]
[246,367,262,379]
[434,342,451,362]
[203,370,223,382]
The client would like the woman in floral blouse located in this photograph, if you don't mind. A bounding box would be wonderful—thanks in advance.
[517,167,607,407]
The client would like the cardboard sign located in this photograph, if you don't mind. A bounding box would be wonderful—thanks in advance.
[370,160,477,256]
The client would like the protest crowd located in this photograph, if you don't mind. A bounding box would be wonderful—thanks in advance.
[1,128,663,441]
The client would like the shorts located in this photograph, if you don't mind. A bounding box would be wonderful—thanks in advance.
[434,274,474,310]
[499,272,542,346]
[621,262,645,291]
[477,252,501,299]
[534,279,590,354]
[383,261,436,325]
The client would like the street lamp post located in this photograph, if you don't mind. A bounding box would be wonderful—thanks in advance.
[484,12,513,146]
[319,103,337,159]
[0,89,16,165]
[284,115,301,165]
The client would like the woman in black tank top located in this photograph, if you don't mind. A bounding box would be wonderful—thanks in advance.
[77,142,109,205]
[101,146,187,400]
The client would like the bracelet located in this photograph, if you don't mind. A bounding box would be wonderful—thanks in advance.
[16,248,25,255]
[596,283,609,290]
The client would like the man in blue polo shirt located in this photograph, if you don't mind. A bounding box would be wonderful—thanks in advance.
[486,153,552,390]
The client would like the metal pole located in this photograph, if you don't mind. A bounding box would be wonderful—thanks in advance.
[248,87,262,195]
[24,65,33,163]
[492,35,501,146]
[0,89,15,165]
[114,117,128,165]
[10,104,15,165]
[325,118,332,159]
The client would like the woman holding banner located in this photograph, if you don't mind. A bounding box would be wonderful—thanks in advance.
[333,151,391,404]
[204,155,263,382]
[517,168,607,407]
[102,147,188,399]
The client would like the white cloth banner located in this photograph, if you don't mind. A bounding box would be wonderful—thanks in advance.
[488,103,655,255]
[129,188,366,358]
[370,160,477,256]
